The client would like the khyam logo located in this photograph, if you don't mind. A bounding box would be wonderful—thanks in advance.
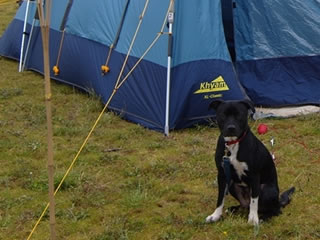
[194,76,229,94]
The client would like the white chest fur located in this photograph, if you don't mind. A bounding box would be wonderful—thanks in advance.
[224,138,248,179]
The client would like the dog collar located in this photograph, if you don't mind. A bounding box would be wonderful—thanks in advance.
[225,130,247,146]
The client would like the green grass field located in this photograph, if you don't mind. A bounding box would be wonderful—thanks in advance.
[1,2,320,239]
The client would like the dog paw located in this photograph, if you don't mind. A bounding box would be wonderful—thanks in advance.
[248,212,259,226]
[206,213,221,223]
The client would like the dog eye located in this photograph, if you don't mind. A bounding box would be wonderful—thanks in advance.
[220,114,226,120]
[234,111,242,119]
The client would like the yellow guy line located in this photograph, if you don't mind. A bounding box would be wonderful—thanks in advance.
[26,0,175,239]
[114,0,149,87]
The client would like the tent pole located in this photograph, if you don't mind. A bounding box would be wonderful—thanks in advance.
[37,0,56,239]
[102,0,130,74]
[165,0,174,136]
[52,0,74,76]
[19,0,31,72]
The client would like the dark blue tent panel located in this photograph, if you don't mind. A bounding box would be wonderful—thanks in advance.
[1,0,319,132]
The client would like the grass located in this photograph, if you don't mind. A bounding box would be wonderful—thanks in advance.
[1,2,320,240]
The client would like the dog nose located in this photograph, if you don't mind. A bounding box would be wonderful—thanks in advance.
[227,124,236,132]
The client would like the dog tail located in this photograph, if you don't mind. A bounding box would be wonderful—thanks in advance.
[279,187,295,207]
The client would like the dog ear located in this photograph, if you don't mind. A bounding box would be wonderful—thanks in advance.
[240,99,255,114]
[209,99,224,110]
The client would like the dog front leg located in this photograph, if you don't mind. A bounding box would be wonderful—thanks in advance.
[248,175,260,225]
[206,173,227,223]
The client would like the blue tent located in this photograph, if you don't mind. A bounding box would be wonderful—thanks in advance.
[1,0,319,133]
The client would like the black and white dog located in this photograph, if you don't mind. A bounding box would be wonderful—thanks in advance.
[206,100,294,225]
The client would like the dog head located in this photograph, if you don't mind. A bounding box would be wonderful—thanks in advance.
[209,99,255,138]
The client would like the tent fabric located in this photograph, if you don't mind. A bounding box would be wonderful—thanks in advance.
[1,0,319,132]
[234,1,320,60]
[234,0,320,106]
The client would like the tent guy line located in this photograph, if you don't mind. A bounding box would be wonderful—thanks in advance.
[26,0,173,238]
